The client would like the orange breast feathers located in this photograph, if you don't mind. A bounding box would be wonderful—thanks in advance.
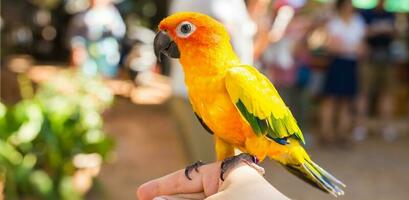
[186,74,249,147]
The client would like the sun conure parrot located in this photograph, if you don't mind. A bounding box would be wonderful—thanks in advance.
[154,12,345,196]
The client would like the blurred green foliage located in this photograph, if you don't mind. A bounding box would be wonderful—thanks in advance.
[0,72,114,200]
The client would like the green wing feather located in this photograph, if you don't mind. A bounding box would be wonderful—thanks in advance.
[225,65,305,145]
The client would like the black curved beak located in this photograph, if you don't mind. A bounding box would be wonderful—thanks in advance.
[154,31,180,62]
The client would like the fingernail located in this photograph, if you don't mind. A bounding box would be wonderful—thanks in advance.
[153,197,166,200]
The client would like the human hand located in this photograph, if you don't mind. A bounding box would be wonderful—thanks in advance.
[137,161,289,200]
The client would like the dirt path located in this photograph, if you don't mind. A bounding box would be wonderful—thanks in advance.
[262,136,409,200]
[96,98,188,200]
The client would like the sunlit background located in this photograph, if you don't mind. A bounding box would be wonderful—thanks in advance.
[1,0,408,199]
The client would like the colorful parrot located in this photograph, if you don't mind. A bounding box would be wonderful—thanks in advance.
[154,12,345,196]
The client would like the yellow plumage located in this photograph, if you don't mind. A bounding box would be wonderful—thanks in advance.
[157,12,345,196]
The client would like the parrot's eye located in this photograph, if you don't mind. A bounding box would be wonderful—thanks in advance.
[176,21,196,38]
[181,24,191,33]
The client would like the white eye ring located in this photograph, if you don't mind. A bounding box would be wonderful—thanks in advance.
[176,21,196,38]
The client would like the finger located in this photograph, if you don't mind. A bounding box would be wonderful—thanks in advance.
[204,192,225,200]
[137,163,220,200]
[154,193,206,200]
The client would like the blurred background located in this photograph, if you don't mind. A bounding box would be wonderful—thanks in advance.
[1,0,408,199]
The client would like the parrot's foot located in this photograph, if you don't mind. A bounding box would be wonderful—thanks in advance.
[184,160,205,180]
[220,153,264,181]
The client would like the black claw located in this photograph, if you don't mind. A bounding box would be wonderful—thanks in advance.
[220,153,258,181]
[252,156,259,164]
[184,161,205,180]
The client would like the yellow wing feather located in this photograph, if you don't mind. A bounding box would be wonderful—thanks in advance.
[225,65,304,144]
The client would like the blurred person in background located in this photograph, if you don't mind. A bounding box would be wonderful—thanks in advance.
[249,0,272,64]
[288,10,315,133]
[167,0,256,162]
[356,0,398,142]
[320,0,366,148]
[68,0,126,78]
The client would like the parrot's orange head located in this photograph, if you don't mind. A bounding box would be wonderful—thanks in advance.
[154,12,230,61]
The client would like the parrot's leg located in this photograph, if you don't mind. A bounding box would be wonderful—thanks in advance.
[184,160,205,180]
[214,136,234,160]
[220,153,265,181]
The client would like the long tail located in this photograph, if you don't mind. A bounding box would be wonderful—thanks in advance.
[283,159,345,197]
[271,141,346,197]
